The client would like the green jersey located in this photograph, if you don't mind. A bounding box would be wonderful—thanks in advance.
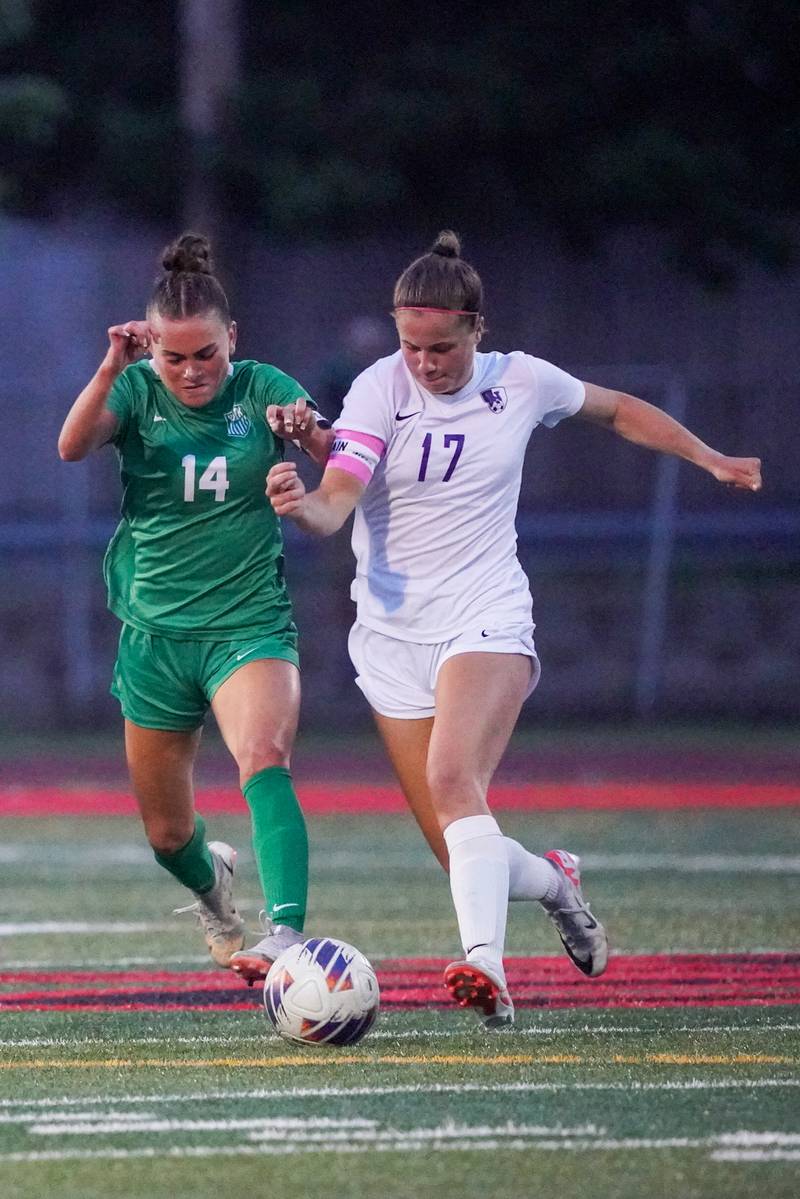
[104,359,312,640]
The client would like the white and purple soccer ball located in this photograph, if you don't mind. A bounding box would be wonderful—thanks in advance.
[263,937,380,1046]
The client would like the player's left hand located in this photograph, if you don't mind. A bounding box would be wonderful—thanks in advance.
[266,461,307,516]
[708,454,762,492]
[267,397,317,444]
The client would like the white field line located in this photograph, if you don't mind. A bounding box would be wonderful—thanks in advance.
[319,851,800,874]
[584,853,800,873]
[1,943,794,961]
[3,1127,800,1164]
[709,1131,800,1163]
[712,1150,800,1162]
[0,956,210,968]
[249,1127,795,1150]
[0,1111,158,1126]
[3,845,800,873]
[1,1077,799,1114]
[17,1115,800,1152]
[0,922,175,936]
[0,1145,569,1163]
[2,1021,800,1051]
[717,1132,800,1145]
[9,909,763,934]
[246,1122,601,1145]
[30,1116,380,1136]
[0,847,153,865]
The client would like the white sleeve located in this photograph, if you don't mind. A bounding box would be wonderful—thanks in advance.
[525,355,586,427]
[326,362,394,485]
[333,363,395,444]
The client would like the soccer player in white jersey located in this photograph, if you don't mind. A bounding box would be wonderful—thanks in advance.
[267,231,762,1028]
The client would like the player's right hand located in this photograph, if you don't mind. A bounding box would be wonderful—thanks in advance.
[105,321,151,372]
[708,454,762,492]
[266,396,316,441]
[267,461,307,516]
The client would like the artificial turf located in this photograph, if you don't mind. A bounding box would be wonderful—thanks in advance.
[0,805,798,1198]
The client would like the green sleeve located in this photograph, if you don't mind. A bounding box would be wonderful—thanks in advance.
[254,364,316,410]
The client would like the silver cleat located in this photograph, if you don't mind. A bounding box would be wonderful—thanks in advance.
[230,916,305,986]
[174,841,245,968]
[542,849,609,977]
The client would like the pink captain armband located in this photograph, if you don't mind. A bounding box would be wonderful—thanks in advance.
[326,428,386,485]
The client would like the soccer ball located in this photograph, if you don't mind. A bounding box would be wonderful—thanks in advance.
[263,937,380,1046]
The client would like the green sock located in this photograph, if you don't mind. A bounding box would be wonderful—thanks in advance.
[242,766,308,932]
[153,813,216,894]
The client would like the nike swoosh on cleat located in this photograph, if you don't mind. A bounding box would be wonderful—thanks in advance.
[395,411,421,421]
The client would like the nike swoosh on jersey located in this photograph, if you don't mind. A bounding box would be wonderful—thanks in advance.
[153,414,166,422]
[395,411,422,421]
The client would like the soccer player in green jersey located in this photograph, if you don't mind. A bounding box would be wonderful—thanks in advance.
[59,233,334,981]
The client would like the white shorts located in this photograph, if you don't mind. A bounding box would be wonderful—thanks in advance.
[348,621,541,720]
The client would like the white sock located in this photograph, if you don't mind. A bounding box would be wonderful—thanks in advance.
[505,838,560,903]
[444,814,509,980]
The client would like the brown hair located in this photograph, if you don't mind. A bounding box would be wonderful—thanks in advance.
[393,230,483,324]
[147,232,231,324]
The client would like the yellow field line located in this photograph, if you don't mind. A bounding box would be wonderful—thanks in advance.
[0,1054,573,1071]
[0,1052,794,1071]
[649,1053,793,1065]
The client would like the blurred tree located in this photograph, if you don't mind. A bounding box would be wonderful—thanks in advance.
[0,0,69,210]
[0,0,177,217]
[0,0,32,44]
[0,0,797,284]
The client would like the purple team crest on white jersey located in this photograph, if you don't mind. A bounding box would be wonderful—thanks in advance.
[480,387,507,413]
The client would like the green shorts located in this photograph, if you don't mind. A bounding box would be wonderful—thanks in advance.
[111,623,300,731]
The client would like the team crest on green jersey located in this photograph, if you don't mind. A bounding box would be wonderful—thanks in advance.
[225,403,251,437]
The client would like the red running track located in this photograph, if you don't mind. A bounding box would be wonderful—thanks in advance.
[1,954,798,1011]
[1,783,798,817]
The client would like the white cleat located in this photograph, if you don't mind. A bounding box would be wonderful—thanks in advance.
[542,849,609,978]
[230,917,305,986]
[174,841,245,968]
[443,957,515,1029]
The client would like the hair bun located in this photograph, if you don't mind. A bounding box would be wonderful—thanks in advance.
[161,232,213,275]
[430,229,461,259]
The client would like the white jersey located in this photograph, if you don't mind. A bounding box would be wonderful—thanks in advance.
[328,349,585,643]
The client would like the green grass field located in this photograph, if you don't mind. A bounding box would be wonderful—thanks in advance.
[1,806,799,1198]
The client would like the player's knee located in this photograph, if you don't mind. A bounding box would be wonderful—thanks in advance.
[146,821,194,857]
[236,738,291,784]
[426,758,479,810]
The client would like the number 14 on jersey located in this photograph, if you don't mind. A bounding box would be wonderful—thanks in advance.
[182,454,230,502]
